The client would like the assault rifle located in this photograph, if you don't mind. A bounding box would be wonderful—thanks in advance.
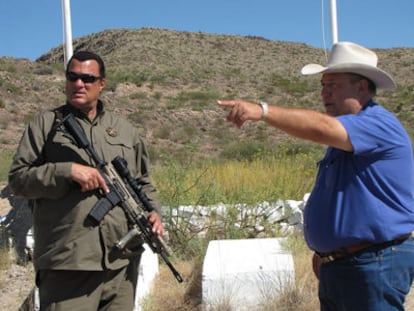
[60,113,183,283]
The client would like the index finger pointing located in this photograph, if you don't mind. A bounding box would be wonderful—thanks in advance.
[217,100,236,108]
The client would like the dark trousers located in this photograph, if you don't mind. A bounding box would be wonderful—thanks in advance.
[37,260,139,311]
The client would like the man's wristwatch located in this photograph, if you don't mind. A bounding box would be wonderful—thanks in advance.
[259,101,268,120]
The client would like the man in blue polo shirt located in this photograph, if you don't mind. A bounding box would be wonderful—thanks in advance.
[217,41,414,310]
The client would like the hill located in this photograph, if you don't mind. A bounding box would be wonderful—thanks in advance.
[1,28,414,164]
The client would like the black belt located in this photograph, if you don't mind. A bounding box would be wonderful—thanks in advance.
[317,232,414,263]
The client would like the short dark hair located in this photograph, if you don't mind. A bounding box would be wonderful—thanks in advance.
[66,51,106,78]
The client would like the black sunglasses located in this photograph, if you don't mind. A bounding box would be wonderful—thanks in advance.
[66,72,102,83]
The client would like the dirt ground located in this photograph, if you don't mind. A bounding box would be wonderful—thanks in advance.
[407,289,414,310]
[1,261,35,311]
[0,181,35,311]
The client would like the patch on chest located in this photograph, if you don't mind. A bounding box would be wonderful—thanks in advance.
[106,127,118,137]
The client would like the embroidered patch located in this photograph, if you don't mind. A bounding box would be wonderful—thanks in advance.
[106,127,118,137]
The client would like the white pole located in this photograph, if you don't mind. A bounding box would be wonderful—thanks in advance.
[329,0,338,45]
[62,0,73,67]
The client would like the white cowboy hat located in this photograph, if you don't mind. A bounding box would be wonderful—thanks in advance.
[301,41,396,89]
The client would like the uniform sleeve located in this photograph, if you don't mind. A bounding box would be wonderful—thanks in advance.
[134,137,162,215]
[8,112,73,200]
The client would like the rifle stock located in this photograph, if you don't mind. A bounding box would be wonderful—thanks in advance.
[61,113,183,283]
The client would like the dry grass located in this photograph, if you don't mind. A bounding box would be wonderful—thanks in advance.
[143,234,319,311]
[142,258,203,311]
[270,235,319,311]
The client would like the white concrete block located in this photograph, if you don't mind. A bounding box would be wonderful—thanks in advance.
[134,243,159,311]
[202,238,295,311]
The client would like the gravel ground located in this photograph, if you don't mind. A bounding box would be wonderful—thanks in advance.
[1,182,36,311]
[1,261,35,311]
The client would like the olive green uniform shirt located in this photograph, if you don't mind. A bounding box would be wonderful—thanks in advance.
[8,102,161,272]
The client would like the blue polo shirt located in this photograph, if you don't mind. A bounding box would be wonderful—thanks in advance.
[304,100,414,253]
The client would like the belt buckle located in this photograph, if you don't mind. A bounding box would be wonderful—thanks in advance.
[318,247,348,263]
[320,254,336,263]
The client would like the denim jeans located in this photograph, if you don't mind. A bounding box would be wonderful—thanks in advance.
[319,237,414,311]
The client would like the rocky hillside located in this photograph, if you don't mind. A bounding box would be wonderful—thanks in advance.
[1,28,414,164]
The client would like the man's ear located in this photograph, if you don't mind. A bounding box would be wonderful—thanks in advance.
[99,78,106,92]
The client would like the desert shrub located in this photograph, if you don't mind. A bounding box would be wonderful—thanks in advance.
[0,149,14,181]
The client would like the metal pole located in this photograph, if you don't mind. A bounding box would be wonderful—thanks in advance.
[62,0,73,67]
[330,0,338,44]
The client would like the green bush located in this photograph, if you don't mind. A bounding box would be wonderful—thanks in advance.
[166,90,221,110]
[0,149,14,182]
[152,151,320,256]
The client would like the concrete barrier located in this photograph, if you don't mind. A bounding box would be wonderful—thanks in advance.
[202,238,295,311]
[134,244,160,311]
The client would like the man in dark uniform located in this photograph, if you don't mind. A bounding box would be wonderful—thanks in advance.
[9,51,164,310]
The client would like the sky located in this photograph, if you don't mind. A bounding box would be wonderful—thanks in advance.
[1,0,413,61]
